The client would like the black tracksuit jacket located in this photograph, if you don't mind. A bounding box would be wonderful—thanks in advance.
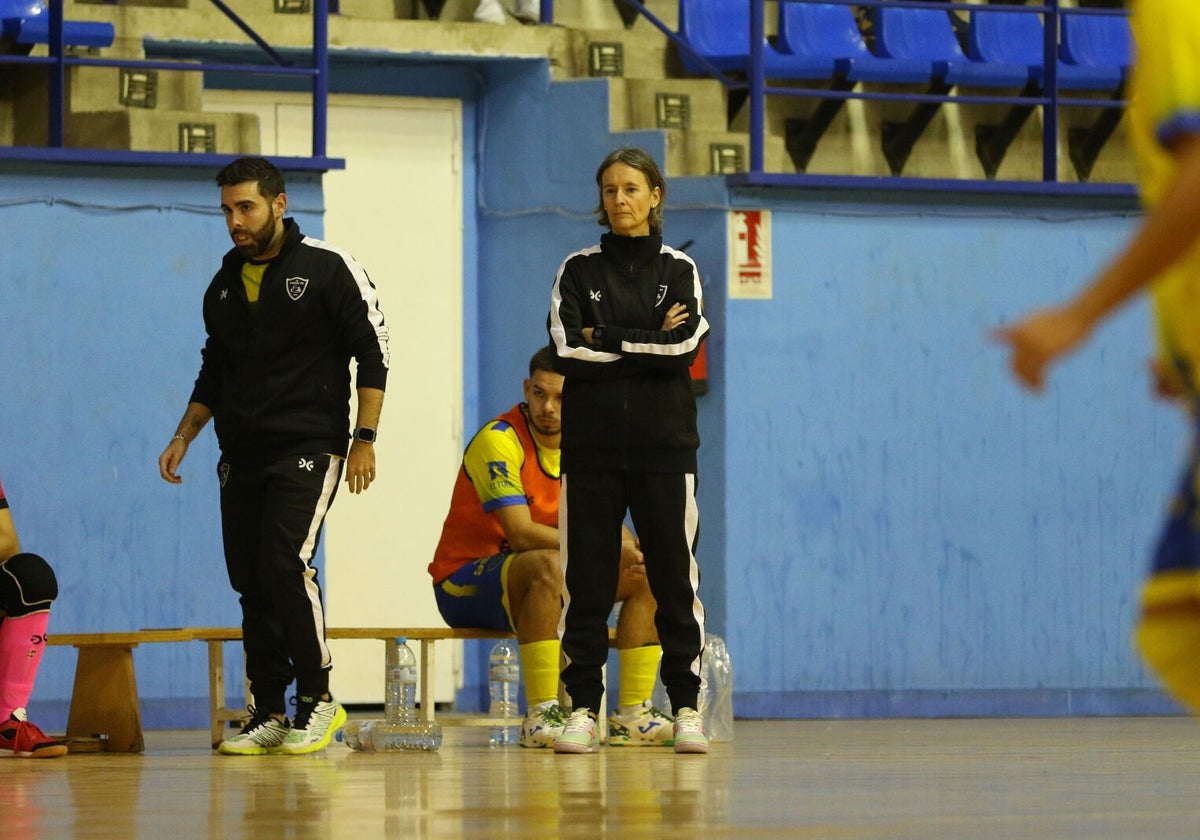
[547,232,710,473]
[190,218,390,466]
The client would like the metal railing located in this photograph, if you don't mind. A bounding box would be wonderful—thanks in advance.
[0,0,340,171]
[618,0,1134,197]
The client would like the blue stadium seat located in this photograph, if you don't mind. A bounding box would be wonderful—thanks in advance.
[1058,11,1131,91]
[677,0,837,80]
[873,7,1030,88]
[968,7,1125,92]
[0,0,114,48]
[776,2,933,85]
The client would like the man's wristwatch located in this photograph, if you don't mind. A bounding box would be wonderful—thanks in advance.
[591,324,606,344]
[353,427,377,444]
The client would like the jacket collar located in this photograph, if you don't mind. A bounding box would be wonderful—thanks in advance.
[600,232,663,269]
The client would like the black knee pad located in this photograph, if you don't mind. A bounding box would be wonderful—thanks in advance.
[0,553,58,617]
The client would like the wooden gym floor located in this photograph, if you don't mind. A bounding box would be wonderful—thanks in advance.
[5,716,1200,838]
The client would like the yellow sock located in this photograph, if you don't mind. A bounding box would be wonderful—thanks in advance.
[617,644,662,709]
[519,640,561,708]
[1135,572,1200,714]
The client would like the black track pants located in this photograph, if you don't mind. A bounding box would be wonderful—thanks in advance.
[218,453,342,712]
[559,470,705,714]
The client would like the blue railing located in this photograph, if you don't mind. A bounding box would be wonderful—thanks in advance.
[621,0,1134,197]
[0,0,1132,195]
[0,0,341,172]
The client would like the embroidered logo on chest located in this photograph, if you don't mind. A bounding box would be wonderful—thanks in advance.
[286,277,310,301]
[655,284,669,307]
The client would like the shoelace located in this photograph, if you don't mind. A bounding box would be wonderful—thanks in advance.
[241,705,280,733]
[562,711,595,734]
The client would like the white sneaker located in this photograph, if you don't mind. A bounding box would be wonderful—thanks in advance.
[218,706,290,756]
[672,707,709,754]
[520,701,567,748]
[608,701,674,746]
[280,696,347,755]
[474,0,507,24]
[552,708,600,754]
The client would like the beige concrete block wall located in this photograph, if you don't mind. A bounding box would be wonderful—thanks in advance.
[64,109,260,153]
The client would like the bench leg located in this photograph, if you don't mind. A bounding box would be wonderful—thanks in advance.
[207,640,251,749]
[65,645,144,753]
[418,639,436,723]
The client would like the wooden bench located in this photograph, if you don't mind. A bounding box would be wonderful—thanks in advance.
[197,626,616,748]
[47,629,195,753]
[194,626,526,748]
[49,625,617,751]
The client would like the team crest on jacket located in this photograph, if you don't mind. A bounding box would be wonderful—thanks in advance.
[655,284,669,307]
[285,276,310,301]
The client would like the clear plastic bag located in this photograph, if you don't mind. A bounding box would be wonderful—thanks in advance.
[653,633,734,741]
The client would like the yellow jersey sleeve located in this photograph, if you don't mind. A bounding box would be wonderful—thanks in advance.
[462,419,530,513]
[1131,1,1200,392]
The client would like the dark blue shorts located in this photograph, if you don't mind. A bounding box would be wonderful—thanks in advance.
[1151,444,1200,575]
[433,553,515,631]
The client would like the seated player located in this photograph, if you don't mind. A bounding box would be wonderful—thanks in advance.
[429,346,674,748]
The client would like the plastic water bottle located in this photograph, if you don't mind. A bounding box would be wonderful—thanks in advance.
[337,718,443,752]
[387,637,419,726]
[384,637,443,750]
[338,718,374,751]
[488,638,520,746]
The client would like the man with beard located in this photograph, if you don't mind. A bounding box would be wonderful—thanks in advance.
[158,156,390,756]
[429,346,672,749]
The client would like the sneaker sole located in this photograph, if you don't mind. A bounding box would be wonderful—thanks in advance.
[280,705,347,755]
[552,739,599,754]
[218,743,284,756]
[519,738,556,748]
[0,745,69,758]
[673,739,710,754]
[608,736,675,747]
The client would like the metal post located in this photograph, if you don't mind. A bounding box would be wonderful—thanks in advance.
[749,0,765,173]
[313,0,329,159]
[48,0,65,147]
[1042,0,1059,183]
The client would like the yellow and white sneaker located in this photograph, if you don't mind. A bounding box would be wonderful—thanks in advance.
[608,701,674,747]
[280,696,346,755]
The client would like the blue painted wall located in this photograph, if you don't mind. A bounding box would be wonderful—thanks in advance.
[721,193,1182,717]
[1,54,1181,730]
[0,163,326,726]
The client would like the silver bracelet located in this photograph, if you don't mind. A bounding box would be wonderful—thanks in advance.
[171,434,188,444]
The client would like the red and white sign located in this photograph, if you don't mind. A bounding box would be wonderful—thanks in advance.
[728,210,772,299]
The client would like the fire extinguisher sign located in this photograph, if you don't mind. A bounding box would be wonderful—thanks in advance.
[728,210,772,299]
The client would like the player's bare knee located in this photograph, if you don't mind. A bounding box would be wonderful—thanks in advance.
[515,549,561,597]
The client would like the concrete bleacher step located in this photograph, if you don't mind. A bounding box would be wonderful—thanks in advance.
[664,128,788,177]
[609,77,729,135]
[12,40,206,115]
[0,99,12,146]
[567,27,672,81]
[70,108,260,153]
[12,106,260,153]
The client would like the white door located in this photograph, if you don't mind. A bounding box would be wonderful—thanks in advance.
[204,91,465,704]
